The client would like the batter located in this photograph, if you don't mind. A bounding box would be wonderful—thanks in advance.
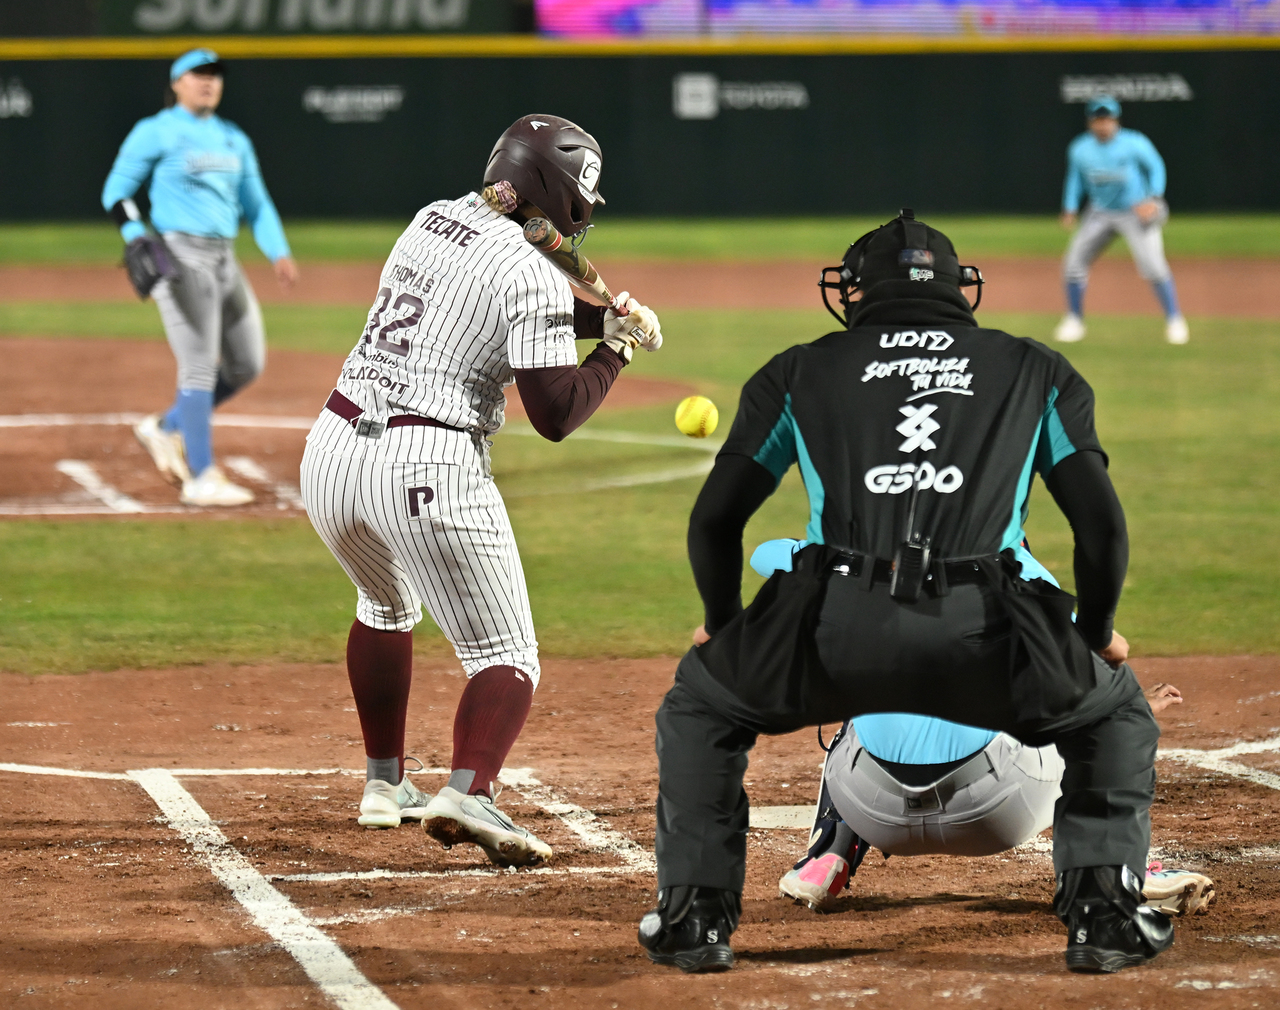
[101,48,298,506]
[300,115,661,866]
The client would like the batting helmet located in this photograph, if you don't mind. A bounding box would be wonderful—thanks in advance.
[819,209,984,327]
[483,114,605,238]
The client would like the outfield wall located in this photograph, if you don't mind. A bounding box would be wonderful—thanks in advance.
[1,44,1276,218]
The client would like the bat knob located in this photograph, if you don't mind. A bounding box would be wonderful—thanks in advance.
[523,218,552,246]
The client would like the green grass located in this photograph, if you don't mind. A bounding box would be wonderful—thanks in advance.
[0,309,1276,673]
[3,214,1280,265]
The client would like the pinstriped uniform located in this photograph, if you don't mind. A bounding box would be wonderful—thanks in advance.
[300,193,578,689]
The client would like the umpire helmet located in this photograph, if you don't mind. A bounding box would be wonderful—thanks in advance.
[484,114,605,237]
[819,209,984,327]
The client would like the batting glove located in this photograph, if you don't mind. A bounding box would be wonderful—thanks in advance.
[602,293,663,363]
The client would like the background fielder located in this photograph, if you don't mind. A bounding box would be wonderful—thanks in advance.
[1055,94,1188,346]
[301,115,660,866]
[102,48,299,507]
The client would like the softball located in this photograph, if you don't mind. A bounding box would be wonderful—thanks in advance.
[675,395,718,439]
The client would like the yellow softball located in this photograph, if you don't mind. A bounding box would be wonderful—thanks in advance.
[675,395,719,439]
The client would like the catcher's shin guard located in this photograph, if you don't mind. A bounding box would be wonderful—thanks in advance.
[1056,865,1174,973]
[638,886,740,973]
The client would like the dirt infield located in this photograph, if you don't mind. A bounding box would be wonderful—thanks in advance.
[3,257,1279,316]
[2,654,1279,1008]
[0,338,695,516]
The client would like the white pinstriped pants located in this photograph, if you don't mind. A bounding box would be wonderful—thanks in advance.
[300,413,541,687]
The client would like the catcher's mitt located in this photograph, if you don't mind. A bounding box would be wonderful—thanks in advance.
[123,235,179,299]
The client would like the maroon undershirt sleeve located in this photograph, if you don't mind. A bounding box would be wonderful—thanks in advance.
[573,298,607,341]
[514,298,624,443]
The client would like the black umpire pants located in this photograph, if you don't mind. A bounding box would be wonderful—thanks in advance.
[654,578,1158,895]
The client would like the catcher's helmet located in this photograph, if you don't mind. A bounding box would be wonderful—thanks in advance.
[484,114,605,237]
[819,209,984,327]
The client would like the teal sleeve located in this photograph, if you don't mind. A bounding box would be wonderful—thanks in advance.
[237,136,291,262]
[102,119,160,241]
[1062,144,1084,213]
[1135,134,1166,199]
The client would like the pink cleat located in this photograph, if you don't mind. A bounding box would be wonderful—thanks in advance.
[779,852,851,913]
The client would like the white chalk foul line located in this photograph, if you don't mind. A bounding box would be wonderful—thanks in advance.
[0,761,130,780]
[128,768,398,1010]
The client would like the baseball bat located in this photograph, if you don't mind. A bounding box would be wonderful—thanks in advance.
[480,182,627,315]
[521,217,628,315]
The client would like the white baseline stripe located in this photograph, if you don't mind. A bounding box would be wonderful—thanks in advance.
[55,459,147,513]
[129,768,398,1010]
[273,865,645,883]
[170,766,448,777]
[0,762,130,781]
[498,767,656,873]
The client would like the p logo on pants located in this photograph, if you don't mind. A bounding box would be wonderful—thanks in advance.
[404,483,438,520]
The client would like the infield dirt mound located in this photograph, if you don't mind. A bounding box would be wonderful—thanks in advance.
[2,655,1279,1008]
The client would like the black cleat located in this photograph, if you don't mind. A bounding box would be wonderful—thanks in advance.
[1056,865,1174,974]
[638,886,740,973]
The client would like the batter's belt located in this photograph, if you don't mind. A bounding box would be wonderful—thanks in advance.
[324,389,467,438]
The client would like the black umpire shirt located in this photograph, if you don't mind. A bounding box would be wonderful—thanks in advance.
[689,289,1127,653]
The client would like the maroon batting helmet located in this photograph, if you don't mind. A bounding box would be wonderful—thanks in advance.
[483,114,605,237]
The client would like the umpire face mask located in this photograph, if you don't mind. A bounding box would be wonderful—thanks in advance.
[819,209,984,328]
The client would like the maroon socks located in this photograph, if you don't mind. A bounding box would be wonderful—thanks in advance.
[345,620,413,783]
[449,665,535,796]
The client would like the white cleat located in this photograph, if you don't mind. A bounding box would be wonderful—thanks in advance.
[423,785,552,868]
[181,465,255,507]
[1165,315,1190,345]
[357,775,433,829]
[1054,313,1087,343]
[1143,862,1215,916]
[133,414,190,486]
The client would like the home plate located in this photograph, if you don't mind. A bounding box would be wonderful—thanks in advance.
[750,805,813,829]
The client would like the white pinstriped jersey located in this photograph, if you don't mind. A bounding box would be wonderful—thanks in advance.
[333,192,577,435]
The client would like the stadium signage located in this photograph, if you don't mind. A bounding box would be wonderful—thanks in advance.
[105,0,512,33]
[673,73,810,120]
[0,79,33,119]
[303,85,405,123]
[1060,74,1194,102]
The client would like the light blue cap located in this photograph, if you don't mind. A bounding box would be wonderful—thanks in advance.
[170,48,222,82]
[1085,94,1121,120]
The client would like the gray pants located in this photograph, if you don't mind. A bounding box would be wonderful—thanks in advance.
[1063,204,1173,285]
[153,233,265,396]
[824,726,1064,858]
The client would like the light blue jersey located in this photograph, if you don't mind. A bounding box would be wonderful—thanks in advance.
[1062,128,1166,214]
[101,105,290,262]
[749,537,1067,765]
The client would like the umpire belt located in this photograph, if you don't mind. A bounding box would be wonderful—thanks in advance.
[325,389,466,438]
[830,552,987,597]
[852,745,997,815]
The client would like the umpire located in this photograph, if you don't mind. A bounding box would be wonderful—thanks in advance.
[638,211,1173,975]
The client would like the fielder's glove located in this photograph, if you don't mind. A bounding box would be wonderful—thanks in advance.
[123,234,179,299]
[601,293,663,363]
